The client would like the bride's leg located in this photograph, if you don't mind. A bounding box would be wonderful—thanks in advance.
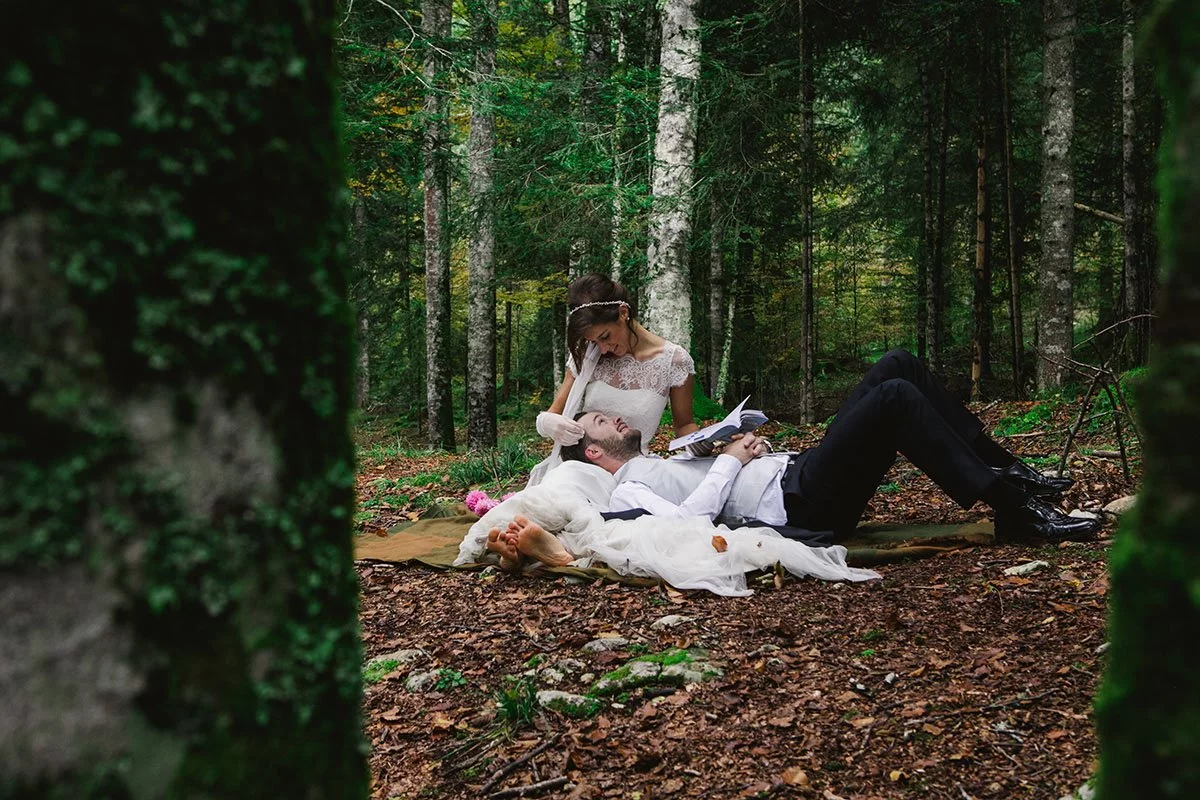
[512,514,576,567]
[486,526,523,572]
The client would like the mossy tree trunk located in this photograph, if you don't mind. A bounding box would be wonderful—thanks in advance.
[1096,0,1200,796]
[0,2,366,798]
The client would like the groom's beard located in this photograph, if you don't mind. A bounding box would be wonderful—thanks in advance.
[598,429,642,462]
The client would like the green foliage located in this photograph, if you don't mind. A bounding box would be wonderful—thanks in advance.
[1086,367,1147,433]
[363,659,400,684]
[435,669,468,691]
[446,438,540,490]
[993,401,1060,437]
[493,675,538,728]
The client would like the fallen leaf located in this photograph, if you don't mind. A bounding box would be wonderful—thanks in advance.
[848,716,876,728]
[430,712,454,730]
[889,769,907,782]
[767,716,795,728]
[1047,729,1069,740]
[711,535,728,553]
[1051,602,1079,613]
[922,723,943,736]
[781,767,809,786]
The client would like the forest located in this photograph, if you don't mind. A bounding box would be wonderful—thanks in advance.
[4,0,1200,799]
[341,0,1158,448]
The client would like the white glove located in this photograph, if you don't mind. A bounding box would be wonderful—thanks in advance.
[536,411,585,446]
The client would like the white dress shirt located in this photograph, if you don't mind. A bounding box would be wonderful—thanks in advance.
[608,454,789,526]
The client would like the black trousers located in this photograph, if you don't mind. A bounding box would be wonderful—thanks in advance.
[780,349,1006,536]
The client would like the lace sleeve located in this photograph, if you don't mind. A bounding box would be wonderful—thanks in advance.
[667,344,695,388]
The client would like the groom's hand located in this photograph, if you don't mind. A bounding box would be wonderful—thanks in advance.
[727,433,766,465]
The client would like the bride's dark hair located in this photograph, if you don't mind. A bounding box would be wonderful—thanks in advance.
[565,273,638,371]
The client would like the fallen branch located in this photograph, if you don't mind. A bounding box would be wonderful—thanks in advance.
[480,734,562,795]
[905,689,1060,726]
[1073,201,1125,225]
[489,777,571,799]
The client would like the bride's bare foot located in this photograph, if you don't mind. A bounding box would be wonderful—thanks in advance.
[512,514,575,567]
[486,526,522,572]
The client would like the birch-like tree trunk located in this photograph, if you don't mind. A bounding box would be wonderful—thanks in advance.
[1002,35,1024,397]
[708,193,725,397]
[643,0,700,350]
[0,2,365,794]
[1121,0,1144,366]
[1037,0,1078,392]
[1096,4,1200,793]
[798,0,815,423]
[919,68,933,363]
[466,0,498,450]
[423,0,455,449]
[353,199,371,410]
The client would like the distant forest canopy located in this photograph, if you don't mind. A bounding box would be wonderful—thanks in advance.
[339,0,1158,437]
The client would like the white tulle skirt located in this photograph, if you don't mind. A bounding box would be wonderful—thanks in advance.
[455,480,880,597]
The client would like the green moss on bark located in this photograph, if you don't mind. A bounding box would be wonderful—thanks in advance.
[1095,1,1200,797]
[0,2,366,797]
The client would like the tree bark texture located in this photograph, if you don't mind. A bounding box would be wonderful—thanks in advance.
[467,0,498,450]
[919,69,933,364]
[353,199,371,410]
[1002,35,1024,397]
[643,0,700,350]
[0,2,366,796]
[423,0,456,449]
[708,193,726,398]
[929,67,951,373]
[1121,0,1146,366]
[1037,0,1078,391]
[1096,2,1200,794]
[973,38,993,402]
[798,0,816,423]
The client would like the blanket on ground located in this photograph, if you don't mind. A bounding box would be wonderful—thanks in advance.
[354,502,994,596]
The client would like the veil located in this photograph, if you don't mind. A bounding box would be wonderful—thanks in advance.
[525,341,601,488]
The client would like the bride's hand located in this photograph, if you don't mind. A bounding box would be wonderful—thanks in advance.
[536,411,585,445]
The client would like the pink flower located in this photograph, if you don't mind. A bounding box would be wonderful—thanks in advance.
[464,490,488,513]
[501,492,517,502]
[475,497,500,514]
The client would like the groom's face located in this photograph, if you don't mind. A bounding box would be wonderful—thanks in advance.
[578,412,641,460]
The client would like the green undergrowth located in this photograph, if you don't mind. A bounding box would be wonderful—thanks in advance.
[993,400,1060,437]
[363,659,400,685]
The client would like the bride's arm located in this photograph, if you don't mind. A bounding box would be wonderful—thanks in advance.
[547,369,576,414]
[668,377,700,437]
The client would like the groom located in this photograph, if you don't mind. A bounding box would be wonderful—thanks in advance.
[560,349,1102,544]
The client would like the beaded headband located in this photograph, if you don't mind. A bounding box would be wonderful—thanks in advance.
[567,300,628,318]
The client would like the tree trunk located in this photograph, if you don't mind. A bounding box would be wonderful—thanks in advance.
[1002,34,1024,398]
[972,38,993,402]
[708,193,726,398]
[1036,0,1078,392]
[551,302,565,386]
[353,199,371,410]
[1121,0,1145,367]
[0,2,366,795]
[466,0,498,450]
[643,0,700,350]
[423,0,455,449]
[798,0,816,423]
[919,69,933,363]
[929,66,951,373]
[611,6,628,280]
[501,299,513,402]
[1096,4,1200,794]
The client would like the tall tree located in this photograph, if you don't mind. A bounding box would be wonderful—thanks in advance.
[798,0,816,423]
[643,0,701,349]
[1001,34,1024,397]
[1037,0,1078,391]
[928,65,951,373]
[708,193,726,397]
[423,0,455,449]
[1096,0,1200,794]
[467,0,498,449]
[972,33,994,401]
[1121,0,1145,366]
[0,1,366,795]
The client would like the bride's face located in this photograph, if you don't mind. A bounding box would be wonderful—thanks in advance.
[583,310,631,357]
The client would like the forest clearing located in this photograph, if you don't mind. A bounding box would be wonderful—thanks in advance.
[355,398,1135,799]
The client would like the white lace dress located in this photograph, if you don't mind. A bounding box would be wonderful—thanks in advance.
[569,342,694,453]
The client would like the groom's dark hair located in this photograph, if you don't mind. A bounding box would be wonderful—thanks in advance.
[560,411,595,464]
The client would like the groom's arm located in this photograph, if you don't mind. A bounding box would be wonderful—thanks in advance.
[609,454,743,521]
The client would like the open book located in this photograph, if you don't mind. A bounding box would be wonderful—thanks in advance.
[668,396,768,451]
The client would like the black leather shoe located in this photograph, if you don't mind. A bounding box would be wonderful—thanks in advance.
[994,497,1101,543]
[992,460,1074,498]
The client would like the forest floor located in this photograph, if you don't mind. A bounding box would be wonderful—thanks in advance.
[354,396,1139,800]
